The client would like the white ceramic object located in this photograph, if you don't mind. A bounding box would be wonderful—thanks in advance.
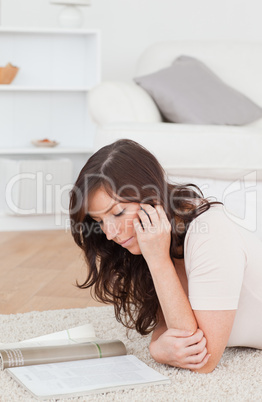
[58,5,83,28]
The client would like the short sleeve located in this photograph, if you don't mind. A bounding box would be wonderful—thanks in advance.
[184,208,246,310]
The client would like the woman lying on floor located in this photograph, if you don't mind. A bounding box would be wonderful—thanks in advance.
[69,139,262,373]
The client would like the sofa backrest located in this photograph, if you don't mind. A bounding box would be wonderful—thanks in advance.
[135,41,262,109]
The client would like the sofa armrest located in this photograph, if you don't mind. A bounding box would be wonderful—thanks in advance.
[88,81,162,126]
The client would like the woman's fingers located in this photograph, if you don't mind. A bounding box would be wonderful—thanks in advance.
[185,353,211,370]
[139,204,158,226]
[185,346,208,364]
[133,217,144,233]
[185,336,207,356]
[155,204,170,225]
[134,204,172,264]
[150,327,210,370]
[149,204,171,233]
[166,328,207,360]
[183,328,205,347]
[139,204,171,233]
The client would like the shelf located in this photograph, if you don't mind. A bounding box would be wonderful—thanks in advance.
[0,147,93,155]
[0,27,100,35]
[0,28,100,231]
[0,86,91,92]
[0,29,100,149]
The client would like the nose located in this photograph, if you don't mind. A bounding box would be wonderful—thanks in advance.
[103,219,120,241]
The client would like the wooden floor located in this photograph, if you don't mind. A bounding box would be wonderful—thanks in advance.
[0,230,103,315]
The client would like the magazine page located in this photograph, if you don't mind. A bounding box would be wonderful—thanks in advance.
[0,324,96,350]
[8,355,171,399]
[0,339,126,370]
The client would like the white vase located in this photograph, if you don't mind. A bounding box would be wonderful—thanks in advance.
[58,5,83,28]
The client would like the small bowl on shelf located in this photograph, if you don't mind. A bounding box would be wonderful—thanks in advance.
[0,63,19,85]
[31,139,59,148]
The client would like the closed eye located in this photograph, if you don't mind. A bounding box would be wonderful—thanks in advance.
[92,209,125,225]
[114,209,125,217]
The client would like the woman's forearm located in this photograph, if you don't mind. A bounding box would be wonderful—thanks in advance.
[134,204,197,332]
[148,257,198,332]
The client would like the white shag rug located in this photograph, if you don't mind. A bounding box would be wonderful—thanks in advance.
[0,306,261,402]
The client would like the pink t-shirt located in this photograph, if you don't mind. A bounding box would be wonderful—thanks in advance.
[184,205,262,348]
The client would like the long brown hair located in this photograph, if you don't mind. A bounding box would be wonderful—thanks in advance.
[69,139,221,335]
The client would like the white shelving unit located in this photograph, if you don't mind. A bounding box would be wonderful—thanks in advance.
[0,27,100,231]
[0,147,93,155]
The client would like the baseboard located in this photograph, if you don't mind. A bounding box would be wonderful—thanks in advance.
[0,213,71,232]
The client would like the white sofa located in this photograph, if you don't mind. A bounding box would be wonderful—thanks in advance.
[88,41,262,238]
[89,41,262,180]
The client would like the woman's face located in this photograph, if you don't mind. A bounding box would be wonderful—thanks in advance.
[88,187,142,255]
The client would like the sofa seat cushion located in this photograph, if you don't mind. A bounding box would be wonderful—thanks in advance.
[95,122,262,180]
[134,55,262,126]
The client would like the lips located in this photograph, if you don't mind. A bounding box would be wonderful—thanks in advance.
[119,237,134,247]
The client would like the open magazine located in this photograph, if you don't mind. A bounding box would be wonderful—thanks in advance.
[0,324,170,400]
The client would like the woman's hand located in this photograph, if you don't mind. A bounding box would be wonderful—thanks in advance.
[133,204,171,266]
[149,328,210,370]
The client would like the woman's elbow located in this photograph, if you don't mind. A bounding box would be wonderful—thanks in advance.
[191,366,215,374]
[190,358,218,374]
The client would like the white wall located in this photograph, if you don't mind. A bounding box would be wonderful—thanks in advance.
[2,0,262,81]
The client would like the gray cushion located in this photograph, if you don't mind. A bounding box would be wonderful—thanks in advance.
[134,55,262,125]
